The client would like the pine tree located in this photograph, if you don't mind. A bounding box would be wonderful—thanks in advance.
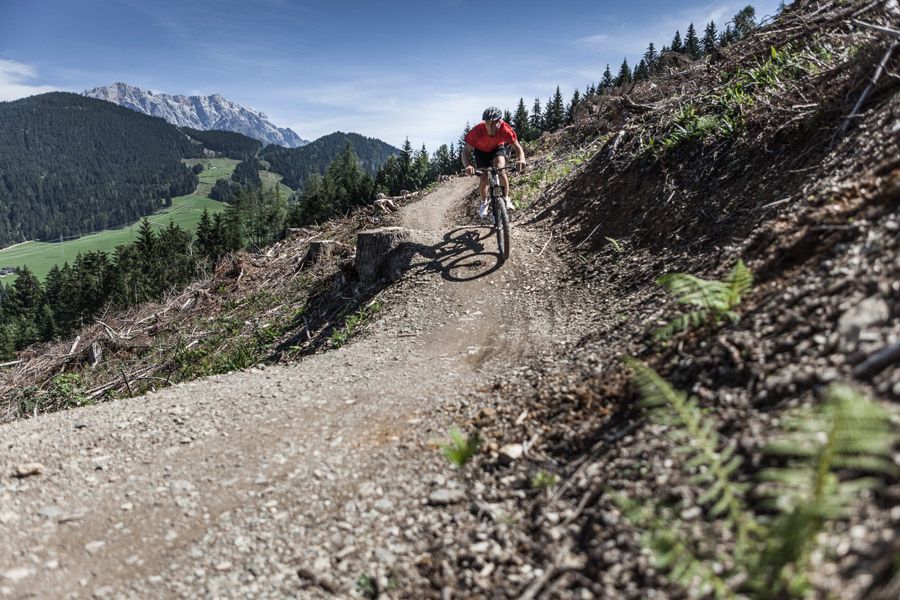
[671,30,684,54]
[600,64,614,93]
[513,98,530,141]
[398,138,414,191]
[643,42,658,69]
[458,124,471,165]
[544,86,566,131]
[503,109,512,123]
[529,99,543,138]
[733,5,757,39]
[195,209,214,260]
[431,144,454,177]
[614,58,632,87]
[633,59,650,81]
[719,25,736,46]
[565,89,581,124]
[413,144,431,189]
[702,21,718,55]
[685,23,701,58]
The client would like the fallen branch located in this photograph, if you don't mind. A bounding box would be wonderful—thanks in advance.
[576,223,602,249]
[853,341,900,380]
[834,40,898,141]
[537,233,553,257]
[851,19,900,40]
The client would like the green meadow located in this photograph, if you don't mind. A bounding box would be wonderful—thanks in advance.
[0,157,295,283]
[0,194,226,282]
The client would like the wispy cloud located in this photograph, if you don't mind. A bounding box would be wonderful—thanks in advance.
[574,33,612,48]
[0,59,60,101]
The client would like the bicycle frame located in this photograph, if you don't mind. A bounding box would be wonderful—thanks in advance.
[473,165,515,261]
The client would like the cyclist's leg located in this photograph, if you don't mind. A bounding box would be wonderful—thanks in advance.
[492,153,509,198]
[473,148,492,217]
[489,145,510,197]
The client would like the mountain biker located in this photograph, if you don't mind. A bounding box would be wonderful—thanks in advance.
[462,107,527,218]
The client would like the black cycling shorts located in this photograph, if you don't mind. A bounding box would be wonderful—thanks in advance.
[473,144,507,168]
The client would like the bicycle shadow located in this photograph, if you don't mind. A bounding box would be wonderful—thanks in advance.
[400,226,505,283]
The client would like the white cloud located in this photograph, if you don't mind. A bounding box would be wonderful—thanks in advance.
[574,34,612,48]
[0,59,59,101]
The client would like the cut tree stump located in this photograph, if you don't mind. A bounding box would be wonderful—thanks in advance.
[356,227,412,285]
[304,240,340,265]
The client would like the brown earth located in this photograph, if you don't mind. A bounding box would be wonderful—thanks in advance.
[0,177,596,598]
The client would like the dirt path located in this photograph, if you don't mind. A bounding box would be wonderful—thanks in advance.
[0,178,588,599]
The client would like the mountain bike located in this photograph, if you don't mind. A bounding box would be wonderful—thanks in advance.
[473,165,516,262]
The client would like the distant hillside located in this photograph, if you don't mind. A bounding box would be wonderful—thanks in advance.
[181,127,262,160]
[0,92,201,247]
[259,132,399,190]
[84,83,308,148]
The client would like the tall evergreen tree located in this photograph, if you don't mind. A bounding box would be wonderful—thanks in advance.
[458,125,471,165]
[544,86,566,131]
[513,98,530,141]
[685,23,701,58]
[643,42,658,69]
[733,5,757,38]
[614,59,632,87]
[503,109,513,123]
[600,64,614,93]
[702,20,718,55]
[719,25,736,46]
[633,59,650,81]
[529,99,543,138]
[565,89,581,124]
[671,30,684,54]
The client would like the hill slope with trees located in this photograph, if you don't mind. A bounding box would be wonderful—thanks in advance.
[258,131,399,190]
[0,93,201,247]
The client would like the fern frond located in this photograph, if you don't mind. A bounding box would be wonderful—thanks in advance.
[626,360,758,552]
[751,384,898,596]
[616,493,738,600]
[724,260,753,304]
[654,260,753,339]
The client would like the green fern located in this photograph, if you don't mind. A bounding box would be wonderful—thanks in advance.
[441,427,480,469]
[621,365,898,599]
[616,494,737,599]
[750,384,898,597]
[654,260,753,339]
[626,360,757,553]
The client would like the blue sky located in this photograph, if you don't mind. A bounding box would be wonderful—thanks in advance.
[1,0,784,150]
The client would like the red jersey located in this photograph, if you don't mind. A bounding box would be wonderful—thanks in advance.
[464,120,518,152]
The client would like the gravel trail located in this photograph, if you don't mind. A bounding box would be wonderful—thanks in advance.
[0,178,589,599]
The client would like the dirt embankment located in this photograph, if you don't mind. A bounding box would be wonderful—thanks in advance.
[408,3,900,599]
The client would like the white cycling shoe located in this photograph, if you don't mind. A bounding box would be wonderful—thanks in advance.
[478,198,490,219]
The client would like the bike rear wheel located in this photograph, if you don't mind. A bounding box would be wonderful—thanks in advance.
[491,197,511,262]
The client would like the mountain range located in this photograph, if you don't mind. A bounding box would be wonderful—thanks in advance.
[83,83,308,148]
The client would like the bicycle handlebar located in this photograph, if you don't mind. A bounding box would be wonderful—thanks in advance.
[472,165,519,176]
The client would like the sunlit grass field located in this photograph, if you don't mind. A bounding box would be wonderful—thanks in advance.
[0,194,226,282]
[0,157,295,283]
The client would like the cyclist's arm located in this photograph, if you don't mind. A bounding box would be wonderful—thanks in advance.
[462,143,475,175]
[510,140,526,167]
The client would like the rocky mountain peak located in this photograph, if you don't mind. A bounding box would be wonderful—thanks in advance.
[83,83,307,148]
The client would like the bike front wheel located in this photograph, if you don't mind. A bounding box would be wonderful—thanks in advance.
[491,197,511,262]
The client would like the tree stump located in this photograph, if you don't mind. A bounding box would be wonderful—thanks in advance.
[304,240,339,265]
[356,227,412,285]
